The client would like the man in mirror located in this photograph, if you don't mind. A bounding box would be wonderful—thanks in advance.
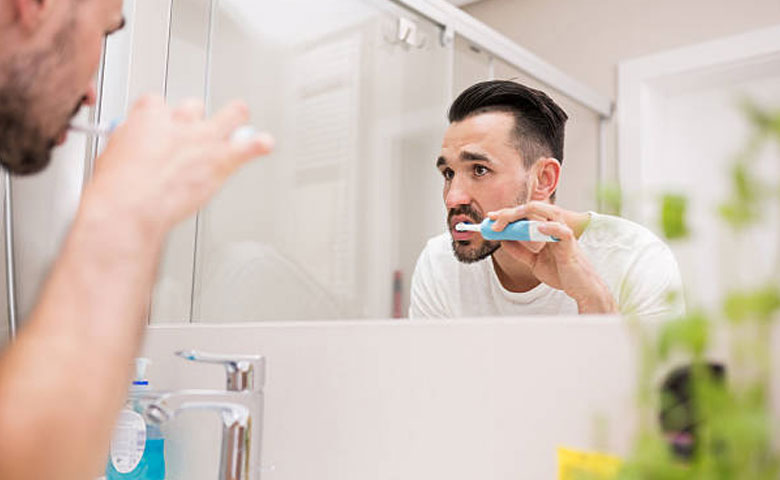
[410,80,683,320]
[0,0,273,478]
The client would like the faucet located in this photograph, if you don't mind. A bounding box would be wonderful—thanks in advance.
[140,351,265,480]
[175,350,263,392]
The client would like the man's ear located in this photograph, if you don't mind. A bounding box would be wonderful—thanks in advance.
[528,157,561,201]
[12,0,53,32]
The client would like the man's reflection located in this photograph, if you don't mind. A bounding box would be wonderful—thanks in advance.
[409,80,684,319]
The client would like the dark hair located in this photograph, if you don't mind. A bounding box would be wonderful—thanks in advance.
[448,80,568,168]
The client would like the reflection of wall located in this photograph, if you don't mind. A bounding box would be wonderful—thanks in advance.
[197,241,342,322]
[191,8,371,320]
[4,112,89,327]
[11,128,87,319]
[453,36,492,95]
[662,77,780,309]
[359,17,449,317]
[149,0,211,324]
[287,32,362,314]
[190,5,449,321]
[465,0,780,100]
[191,8,292,321]
[463,0,780,186]
[623,59,780,310]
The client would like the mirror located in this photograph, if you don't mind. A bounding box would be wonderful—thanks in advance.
[149,0,606,324]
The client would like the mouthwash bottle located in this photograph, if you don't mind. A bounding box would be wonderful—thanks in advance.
[106,358,166,480]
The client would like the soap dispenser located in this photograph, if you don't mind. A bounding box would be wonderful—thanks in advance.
[106,358,166,480]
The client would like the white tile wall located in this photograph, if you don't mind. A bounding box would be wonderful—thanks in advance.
[140,317,640,479]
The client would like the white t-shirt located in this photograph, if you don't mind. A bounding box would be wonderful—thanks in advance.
[409,213,684,320]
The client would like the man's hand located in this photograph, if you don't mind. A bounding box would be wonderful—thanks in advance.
[0,96,274,480]
[85,95,274,240]
[488,201,618,314]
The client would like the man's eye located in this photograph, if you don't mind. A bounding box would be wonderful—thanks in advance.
[474,165,489,177]
[441,168,454,181]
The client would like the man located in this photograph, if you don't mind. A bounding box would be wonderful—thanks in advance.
[0,1,273,479]
[410,80,683,319]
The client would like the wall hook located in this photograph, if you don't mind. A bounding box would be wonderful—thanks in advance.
[384,17,427,49]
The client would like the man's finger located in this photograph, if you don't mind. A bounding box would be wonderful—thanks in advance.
[487,205,526,231]
[209,100,250,140]
[538,221,575,246]
[172,98,205,123]
[217,131,275,173]
[519,208,548,253]
[129,94,166,115]
[515,201,563,222]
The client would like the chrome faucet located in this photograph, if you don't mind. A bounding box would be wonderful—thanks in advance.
[141,351,265,480]
[175,350,263,392]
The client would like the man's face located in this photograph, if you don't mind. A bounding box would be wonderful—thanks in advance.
[437,111,530,263]
[0,0,124,174]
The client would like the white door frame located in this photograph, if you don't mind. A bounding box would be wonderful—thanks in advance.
[617,24,780,223]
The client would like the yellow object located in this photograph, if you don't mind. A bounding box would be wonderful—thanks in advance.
[557,446,622,480]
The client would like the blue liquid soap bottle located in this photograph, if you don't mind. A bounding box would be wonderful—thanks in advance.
[106,358,166,480]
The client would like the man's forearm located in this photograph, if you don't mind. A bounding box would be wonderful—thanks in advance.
[0,96,269,480]
[0,192,165,480]
[573,280,619,315]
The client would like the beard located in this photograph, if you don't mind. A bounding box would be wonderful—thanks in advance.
[0,89,56,175]
[448,186,529,264]
[0,12,80,175]
[448,204,501,264]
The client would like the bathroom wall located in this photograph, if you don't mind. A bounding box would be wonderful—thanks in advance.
[462,0,780,185]
[139,316,640,480]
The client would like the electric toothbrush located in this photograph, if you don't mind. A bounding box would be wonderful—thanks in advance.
[455,219,559,242]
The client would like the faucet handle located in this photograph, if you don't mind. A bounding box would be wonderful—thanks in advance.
[175,350,264,392]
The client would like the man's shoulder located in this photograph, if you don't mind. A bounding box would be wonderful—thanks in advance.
[581,212,682,291]
[582,213,684,318]
[582,213,667,251]
[579,212,679,285]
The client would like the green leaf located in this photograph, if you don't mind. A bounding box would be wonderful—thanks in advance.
[723,285,780,323]
[597,183,623,217]
[660,193,690,240]
[658,311,709,359]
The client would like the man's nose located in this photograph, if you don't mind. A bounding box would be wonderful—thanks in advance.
[444,177,472,210]
[83,81,98,107]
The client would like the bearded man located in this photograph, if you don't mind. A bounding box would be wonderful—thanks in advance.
[0,1,273,478]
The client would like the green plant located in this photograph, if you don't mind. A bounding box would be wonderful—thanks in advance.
[617,102,780,479]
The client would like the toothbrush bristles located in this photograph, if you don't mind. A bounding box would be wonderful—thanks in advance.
[455,222,479,232]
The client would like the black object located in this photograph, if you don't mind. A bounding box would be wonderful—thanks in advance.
[659,362,726,459]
